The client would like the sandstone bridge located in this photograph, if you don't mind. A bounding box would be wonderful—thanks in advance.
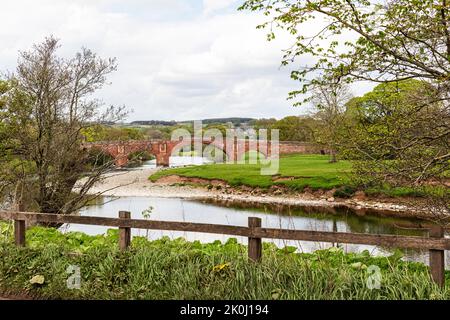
[82,139,323,167]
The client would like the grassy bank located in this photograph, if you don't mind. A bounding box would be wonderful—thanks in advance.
[150,154,352,191]
[150,154,437,197]
[0,222,449,299]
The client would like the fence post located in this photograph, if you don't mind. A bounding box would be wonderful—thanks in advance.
[119,211,131,251]
[248,217,262,262]
[14,219,26,247]
[429,225,445,287]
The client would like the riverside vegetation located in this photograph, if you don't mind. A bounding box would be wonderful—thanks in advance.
[0,221,448,300]
[150,154,447,199]
[150,154,352,191]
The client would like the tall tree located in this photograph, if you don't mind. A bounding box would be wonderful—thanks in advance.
[0,37,126,215]
[340,80,448,222]
[241,0,450,222]
[341,80,449,186]
[271,116,316,142]
[311,82,352,162]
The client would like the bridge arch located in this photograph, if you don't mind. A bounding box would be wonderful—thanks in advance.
[166,138,232,163]
[82,140,317,167]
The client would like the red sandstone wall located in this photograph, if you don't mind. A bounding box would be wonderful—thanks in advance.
[82,140,327,167]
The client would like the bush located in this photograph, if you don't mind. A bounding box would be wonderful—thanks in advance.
[86,148,114,167]
[333,185,357,198]
[127,150,155,162]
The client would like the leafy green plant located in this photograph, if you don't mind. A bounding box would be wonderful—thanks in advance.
[141,206,153,239]
[0,222,448,300]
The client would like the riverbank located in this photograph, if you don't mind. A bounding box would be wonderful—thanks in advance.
[0,224,448,299]
[81,167,434,220]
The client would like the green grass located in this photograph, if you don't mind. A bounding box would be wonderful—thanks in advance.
[150,154,447,198]
[0,222,448,300]
[151,154,352,191]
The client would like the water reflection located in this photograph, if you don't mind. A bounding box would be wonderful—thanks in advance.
[131,156,213,170]
[60,196,449,268]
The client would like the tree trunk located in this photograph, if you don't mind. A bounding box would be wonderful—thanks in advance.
[329,149,337,163]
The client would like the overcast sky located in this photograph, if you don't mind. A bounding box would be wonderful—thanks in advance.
[1,0,374,122]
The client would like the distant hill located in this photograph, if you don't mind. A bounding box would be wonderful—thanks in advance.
[130,120,177,126]
[187,117,255,125]
[130,117,255,126]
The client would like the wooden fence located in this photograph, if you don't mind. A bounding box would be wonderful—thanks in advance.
[0,210,447,287]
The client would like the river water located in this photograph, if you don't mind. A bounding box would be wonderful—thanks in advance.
[60,156,450,267]
[135,156,213,169]
[62,195,450,268]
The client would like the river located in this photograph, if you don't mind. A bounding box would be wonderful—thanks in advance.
[61,157,450,268]
[61,196,450,268]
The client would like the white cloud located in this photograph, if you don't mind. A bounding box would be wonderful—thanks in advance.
[0,0,366,121]
[203,0,240,15]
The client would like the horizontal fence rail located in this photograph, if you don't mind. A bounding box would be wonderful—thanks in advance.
[0,210,447,287]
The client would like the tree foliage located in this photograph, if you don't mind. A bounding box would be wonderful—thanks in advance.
[241,0,449,221]
[240,0,450,103]
[311,82,352,162]
[82,125,145,142]
[341,80,449,185]
[339,80,449,221]
[0,37,126,215]
[251,116,316,141]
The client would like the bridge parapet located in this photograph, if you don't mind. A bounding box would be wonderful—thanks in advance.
[82,140,324,167]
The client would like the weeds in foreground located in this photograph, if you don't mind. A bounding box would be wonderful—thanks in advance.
[0,223,448,300]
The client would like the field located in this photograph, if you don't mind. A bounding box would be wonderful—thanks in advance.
[150,154,447,198]
[0,222,448,300]
[150,154,353,191]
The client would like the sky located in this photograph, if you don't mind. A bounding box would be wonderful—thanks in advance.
[0,0,374,122]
